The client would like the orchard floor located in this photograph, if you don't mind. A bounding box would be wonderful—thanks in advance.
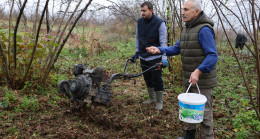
[1,77,216,139]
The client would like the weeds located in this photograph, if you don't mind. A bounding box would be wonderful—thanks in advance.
[213,49,258,138]
[21,95,39,111]
[233,110,260,138]
[0,87,17,109]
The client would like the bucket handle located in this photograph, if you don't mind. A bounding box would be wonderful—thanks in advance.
[185,83,201,94]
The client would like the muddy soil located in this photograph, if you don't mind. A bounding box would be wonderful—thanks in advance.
[0,77,192,138]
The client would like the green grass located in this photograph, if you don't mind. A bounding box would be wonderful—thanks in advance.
[212,44,259,138]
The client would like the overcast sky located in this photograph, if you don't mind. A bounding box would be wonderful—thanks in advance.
[0,0,115,13]
[0,0,258,31]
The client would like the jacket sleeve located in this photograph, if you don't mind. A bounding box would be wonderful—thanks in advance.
[135,23,139,52]
[158,22,167,60]
[159,39,180,56]
[197,27,218,73]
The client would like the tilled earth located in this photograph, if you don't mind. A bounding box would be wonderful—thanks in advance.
[0,78,192,139]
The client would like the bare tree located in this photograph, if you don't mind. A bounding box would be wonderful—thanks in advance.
[165,0,182,75]
[32,0,41,33]
[17,0,28,31]
[8,0,15,70]
[106,0,140,22]
[41,0,94,84]
[0,0,94,89]
[20,0,50,89]
[42,0,74,73]
[212,0,260,120]
[13,0,27,69]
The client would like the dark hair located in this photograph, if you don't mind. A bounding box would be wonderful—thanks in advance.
[141,1,153,10]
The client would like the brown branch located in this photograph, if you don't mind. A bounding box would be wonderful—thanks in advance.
[57,0,83,45]
[0,42,12,85]
[251,0,260,114]
[216,0,254,43]
[217,3,256,58]
[211,0,260,120]
[234,0,251,34]
[17,0,28,32]
[54,0,73,44]
[8,0,14,70]
[152,0,167,20]
[171,0,182,28]
[41,0,94,84]
[46,4,50,34]
[33,0,41,33]
[13,0,27,69]
[241,0,253,35]
[43,0,83,74]
[248,0,260,25]
[20,0,50,89]
[106,0,139,22]
[42,0,75,72]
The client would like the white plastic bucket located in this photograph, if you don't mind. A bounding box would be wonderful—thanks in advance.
[177,83,207,123]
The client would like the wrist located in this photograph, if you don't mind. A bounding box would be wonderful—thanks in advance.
[195,69,202,75]
[158,47,163,54]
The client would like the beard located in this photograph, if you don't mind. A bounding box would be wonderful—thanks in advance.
[142,13,152,20]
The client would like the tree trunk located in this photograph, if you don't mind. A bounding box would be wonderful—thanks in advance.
[250,0,260,113]
[8,0,14,69]
[42,0,82,75]
[18,0,28,32]
[20,0,50,89]
[13,0,27,69]
[33,0,41,34]
[40,0,94,84]
[0,43,12,86]
[46,5,50,34]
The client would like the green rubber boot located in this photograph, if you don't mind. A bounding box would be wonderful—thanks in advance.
[143,87,156,104]
[155,91,163,110]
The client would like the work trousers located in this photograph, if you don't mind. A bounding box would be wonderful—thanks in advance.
[140,58,164,91]
[184,86,214,139]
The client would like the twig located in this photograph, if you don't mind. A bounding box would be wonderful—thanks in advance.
[139,104,145,119]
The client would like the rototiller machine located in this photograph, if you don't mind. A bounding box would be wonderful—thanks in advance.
[57,59,166,108]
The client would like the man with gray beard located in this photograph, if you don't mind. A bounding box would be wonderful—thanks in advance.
[147,0,218,138]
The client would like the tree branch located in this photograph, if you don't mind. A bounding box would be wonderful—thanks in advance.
[211,0,260,120]
[41,0,94,84]
[0,42,12,85]
[13,0,27,69]
[20,0,50,89]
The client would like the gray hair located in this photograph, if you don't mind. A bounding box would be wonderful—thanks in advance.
[186,0,202,11]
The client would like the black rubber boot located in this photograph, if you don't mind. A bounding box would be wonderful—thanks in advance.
[176,130,196,139]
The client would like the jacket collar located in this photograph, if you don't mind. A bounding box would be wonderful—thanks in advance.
[185,11,204,28]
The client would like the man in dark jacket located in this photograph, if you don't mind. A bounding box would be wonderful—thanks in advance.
[146,0,218,138]
[130,1,168,110]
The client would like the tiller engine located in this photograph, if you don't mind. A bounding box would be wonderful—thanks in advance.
[57,59,163,107]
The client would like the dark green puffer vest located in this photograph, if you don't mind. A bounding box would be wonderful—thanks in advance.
[180,11,217,89]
